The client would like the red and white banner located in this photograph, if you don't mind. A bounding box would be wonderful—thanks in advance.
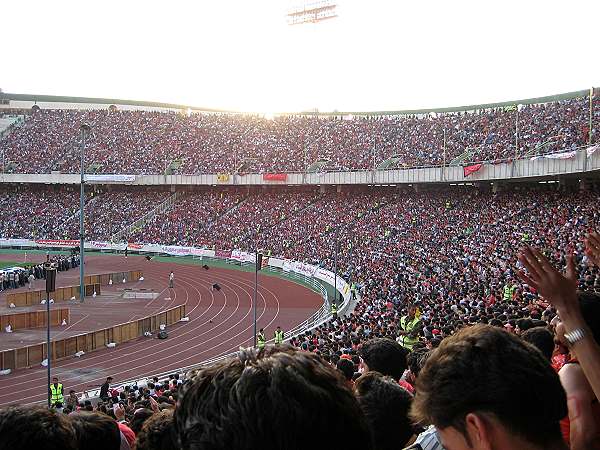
[35,239,79,247]
[215,249,232,259]
[463,164,483,177]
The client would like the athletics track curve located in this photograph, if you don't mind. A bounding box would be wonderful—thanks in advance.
[0,253,322,406]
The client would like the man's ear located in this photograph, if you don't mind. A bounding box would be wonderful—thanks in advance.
[465,412,493,450]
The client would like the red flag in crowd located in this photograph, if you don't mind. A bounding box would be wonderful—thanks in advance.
[463,163,483,177]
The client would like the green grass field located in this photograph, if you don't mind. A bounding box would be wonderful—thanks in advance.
[0,249,336,300]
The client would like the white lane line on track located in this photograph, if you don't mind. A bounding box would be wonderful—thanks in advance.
[2,264,308,405]
[0,267,265,401]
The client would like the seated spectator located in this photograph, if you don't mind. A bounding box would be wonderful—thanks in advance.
[174,345,372,450]
[70,412,121,450]
[0,405,77,450]
[410,324,568,450]
[355,371,416,449]
[135,409,178,450]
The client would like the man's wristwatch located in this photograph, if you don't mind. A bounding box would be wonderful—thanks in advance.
[564,327,587,346]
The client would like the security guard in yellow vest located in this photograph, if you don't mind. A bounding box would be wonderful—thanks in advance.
[398,305,421,350]
[257,328,266,349]
[331,302,338,318]
[274,326,284,345]
[49,377,64,407]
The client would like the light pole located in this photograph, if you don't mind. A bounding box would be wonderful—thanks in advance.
[253,251,262,348]
[45,263,56,408]
[79,124,90,302]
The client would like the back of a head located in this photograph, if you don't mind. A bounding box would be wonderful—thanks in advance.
[70,411,121,450]
[411,324,567,448]
[0,405,77,450]
[336,357,355,381]
[359,338,408,381]
[130,408,154,434]
[175,345,372,450]
[578,291,600,344]
[136,409,177,450]
[521,326,554,361]
[355,371,415,450]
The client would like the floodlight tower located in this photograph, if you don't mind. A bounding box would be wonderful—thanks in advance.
[287,1,338,25]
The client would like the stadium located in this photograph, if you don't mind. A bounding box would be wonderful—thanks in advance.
[1,1,600,449]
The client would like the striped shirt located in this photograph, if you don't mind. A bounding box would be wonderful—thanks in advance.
[412,425,445,450]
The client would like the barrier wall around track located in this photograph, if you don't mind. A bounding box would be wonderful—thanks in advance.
[6,284,101,307]
[4,270,143,307]
[0,304,185,370]
[0,308,69,331]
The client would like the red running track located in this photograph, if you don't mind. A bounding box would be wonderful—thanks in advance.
[0,254,322,406]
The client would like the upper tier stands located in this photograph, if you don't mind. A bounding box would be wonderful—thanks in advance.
[0,94,598,174]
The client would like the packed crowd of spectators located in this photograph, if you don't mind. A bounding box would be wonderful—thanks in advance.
[1,94,598,174]
[2,184,600,448]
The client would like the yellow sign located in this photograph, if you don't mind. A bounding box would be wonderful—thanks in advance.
[217,173,230,182]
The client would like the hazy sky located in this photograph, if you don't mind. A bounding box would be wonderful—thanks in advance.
[2,0,599,112]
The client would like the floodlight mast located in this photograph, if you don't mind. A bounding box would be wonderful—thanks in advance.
[287,1,338,25]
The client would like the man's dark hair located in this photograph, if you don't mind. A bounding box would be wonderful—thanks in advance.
[130,408,155,434]
[0,405,77,450]
[411,324,567,448]
[336,358,355,381]
[359,338,408,381]
[175,345,372,450]
[521,326,554,361]
[136,409,178,450]
[406,348,430,380]
[355,371,415,450]
[578,292,600,344]
[70,412,121,450]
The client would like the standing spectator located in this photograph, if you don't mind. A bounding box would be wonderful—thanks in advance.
[100,376,113,402]
[168,271,174,289]
[0,405,77,450]
[70,412,121,450]
[411,325,568,450]
[355,371,416,450]
[174,345,372,450]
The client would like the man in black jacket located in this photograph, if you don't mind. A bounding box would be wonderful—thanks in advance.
[99,376,113,401]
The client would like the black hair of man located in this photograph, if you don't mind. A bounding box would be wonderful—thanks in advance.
[407,348,431,380]
[70,412,121,450]
[0,405,77,450]
[411,324,567,449]
[355,371,415,450]
[130,408,155,435]
[521,326,554,361]
[136,409,178,450]
[175,345,372,450]
[359,338,408,381]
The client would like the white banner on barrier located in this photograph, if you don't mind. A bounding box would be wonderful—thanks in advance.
[0,239,349,301]
[85,174,136,183]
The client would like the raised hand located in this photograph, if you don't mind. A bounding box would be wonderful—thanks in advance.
[517,246,578,313]
[584,231,600,267]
